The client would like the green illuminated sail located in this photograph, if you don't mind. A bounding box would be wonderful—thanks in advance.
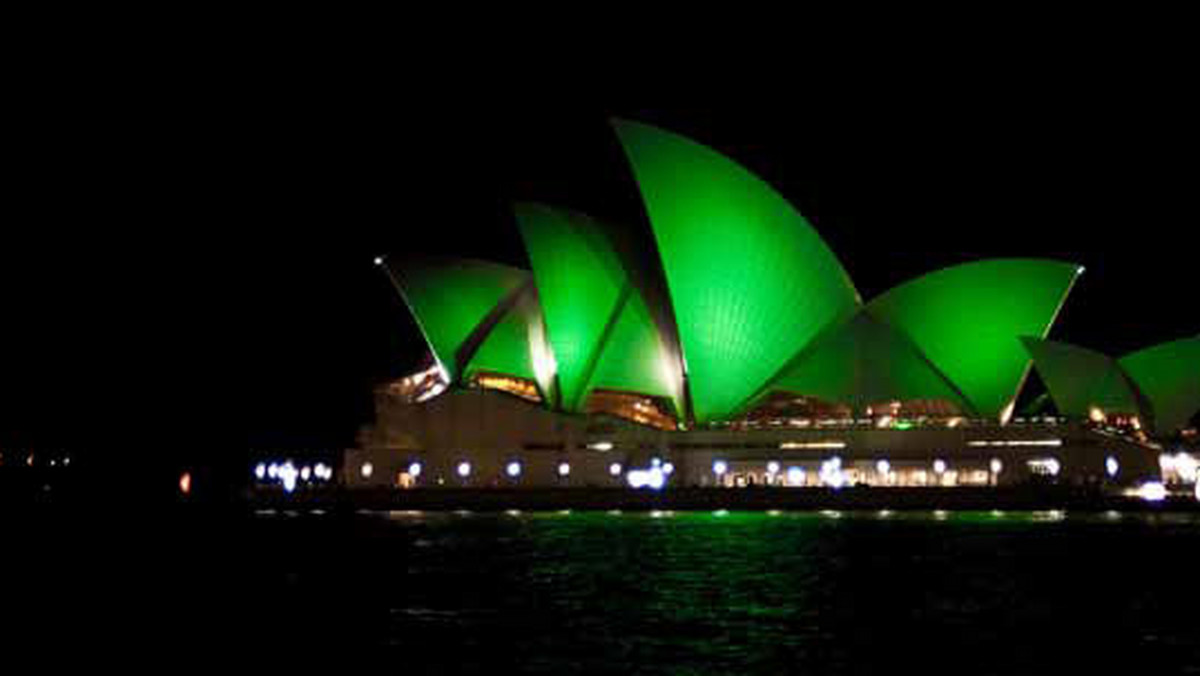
[612,118,860,422]
[587,286,682,414]
[514,203,681,412]
[1019,337,1141,419]
[1119,336,1200,433]
[462,285,556,395]
[771,310,972,413]
[385,257,531,382]
[868,259,1081,418]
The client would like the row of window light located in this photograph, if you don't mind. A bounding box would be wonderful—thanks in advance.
[361,458,676,486]
[355,455,1134,487]
[708,456,1122,484]
[254,461,334,493]
[349,455,1196,503]
[0,453,71,468]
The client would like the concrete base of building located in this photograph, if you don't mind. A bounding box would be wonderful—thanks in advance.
[348,388,1165,493]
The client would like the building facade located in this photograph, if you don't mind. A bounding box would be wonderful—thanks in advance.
[344,379,1162,491]
[342,118,1197,495]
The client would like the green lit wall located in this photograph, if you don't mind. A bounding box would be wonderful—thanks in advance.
[1119,336,1200,433]
[1020,337,1141,419]
[868,259,1081,417]
[613,118,860,422]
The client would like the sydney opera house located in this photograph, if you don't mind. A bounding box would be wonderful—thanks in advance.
[344,119,1199,493]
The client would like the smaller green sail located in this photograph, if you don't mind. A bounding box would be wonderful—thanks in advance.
[514,202,683,414]
[385,257,531,382]
[464,286,558,403]
[770,310,973,414]
[868,259,1082,418]
[1019,337,1141,419]
[1119,336,1200,433]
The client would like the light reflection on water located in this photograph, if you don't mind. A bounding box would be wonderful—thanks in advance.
[276,507,1200,529]
[339,508,1200,526]
[228,509,1200,672]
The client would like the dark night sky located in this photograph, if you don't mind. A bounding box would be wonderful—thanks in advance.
[3,58,1197,487]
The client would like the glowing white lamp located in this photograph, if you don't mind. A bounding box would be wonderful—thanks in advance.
[1175,453,1198,482]
[646,467,665,490]
[279,463,298,493]
[627,468,666,490]
[1160,454,1176,472]
[820,459,845,488]
[786,467,805,486]
[1138,481,1167,502]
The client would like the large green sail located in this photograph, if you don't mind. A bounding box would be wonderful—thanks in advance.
[613,118,860,422]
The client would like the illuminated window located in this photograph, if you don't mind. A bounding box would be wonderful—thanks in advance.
[585,391,677,430]
[474,373,542,403]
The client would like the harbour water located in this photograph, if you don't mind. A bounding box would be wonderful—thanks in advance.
[10,509,1200,671]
